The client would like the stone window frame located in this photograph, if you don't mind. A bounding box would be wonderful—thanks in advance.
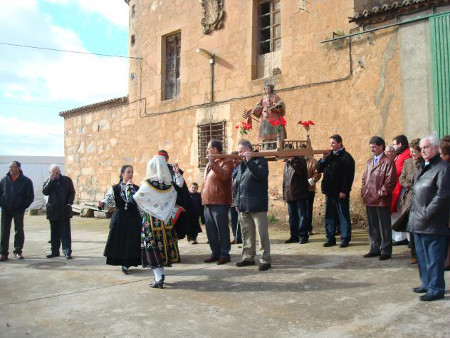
[163,31,181,101]
[258,0,281,55]
[197,121,227,169]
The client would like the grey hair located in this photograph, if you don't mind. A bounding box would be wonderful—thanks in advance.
[49,164,61,172]
[237,139,253,150]
[385,144,395,151]
[420,135,440,148]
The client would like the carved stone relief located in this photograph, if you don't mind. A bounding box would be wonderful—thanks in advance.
[200,0,225,35]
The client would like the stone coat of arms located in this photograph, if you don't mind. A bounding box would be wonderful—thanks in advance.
[200,0,225,35]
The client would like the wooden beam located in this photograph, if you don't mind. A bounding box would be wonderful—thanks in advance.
[213,148,329,160]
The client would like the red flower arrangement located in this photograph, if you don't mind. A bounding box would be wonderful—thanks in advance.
[235,120,253,135]
[298,120,315,132]
[269,116,286,135]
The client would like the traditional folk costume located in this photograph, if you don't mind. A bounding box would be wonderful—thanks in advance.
[103,182,142,274]
[134,155,181,288]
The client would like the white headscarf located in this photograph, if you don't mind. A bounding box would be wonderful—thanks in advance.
[134,155,177,223]
[146,155,172,185]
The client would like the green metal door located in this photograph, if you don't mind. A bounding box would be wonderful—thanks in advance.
[430,13,450,138]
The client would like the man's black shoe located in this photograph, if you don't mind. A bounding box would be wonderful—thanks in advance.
[392,239,408,246]
[299,238,309,244]
[420,294,444,301]
[236,260,255,267]
[258,263,271,271]
[323,242,336,247]
[65,254,72,260]
[339,242,349,248]
[284,238,299,243]
[46,253,60,258]
[379,255,391,261]
[363,252,380,258]
[412,287,427,294]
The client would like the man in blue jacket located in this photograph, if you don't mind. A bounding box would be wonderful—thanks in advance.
[233,139,271,271]
[0,161,34,261]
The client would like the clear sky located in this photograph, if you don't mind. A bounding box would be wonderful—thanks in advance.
[0,0,129,156]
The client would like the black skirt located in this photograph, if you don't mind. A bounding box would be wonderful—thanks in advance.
[104,207,141,267]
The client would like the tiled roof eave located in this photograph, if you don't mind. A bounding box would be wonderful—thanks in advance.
[350,0,450,24]
[59,96,129,118]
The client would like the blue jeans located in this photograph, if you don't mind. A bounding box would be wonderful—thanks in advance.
[305,191,315,233]
[414,233,446,297]
[287,200,309,241]
[204,205,231,259]
[324,195,351,244]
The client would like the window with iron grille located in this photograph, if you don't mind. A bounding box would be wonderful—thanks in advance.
[198,122,227,168]
[258,0,281,55]
[164,32,181,100]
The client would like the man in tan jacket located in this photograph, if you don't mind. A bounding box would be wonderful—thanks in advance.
[361,136,397,260]
[201,140,233,265]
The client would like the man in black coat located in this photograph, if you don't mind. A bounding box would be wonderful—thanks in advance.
[43,164,75,259]
[233,139,271,271]
[282,157,309,244]
[317,134,355,248]
[407,135,450,301]
[0,161,34,261]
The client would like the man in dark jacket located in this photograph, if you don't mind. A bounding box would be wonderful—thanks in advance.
[43,164,75,259]
[361,137,397,260]
[407,135,450,301]
[0,161,34,261]
[282,157,309,244]
[234,139,271,271]
[317,134,355,248]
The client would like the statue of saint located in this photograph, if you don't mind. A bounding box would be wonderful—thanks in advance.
[243,83,286,143]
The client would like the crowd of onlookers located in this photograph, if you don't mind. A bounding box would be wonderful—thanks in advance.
[1,133,449,297]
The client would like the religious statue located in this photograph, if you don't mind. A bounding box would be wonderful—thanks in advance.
[243,83,286,143]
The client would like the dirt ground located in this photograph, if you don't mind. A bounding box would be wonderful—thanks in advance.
[0,214,449,337]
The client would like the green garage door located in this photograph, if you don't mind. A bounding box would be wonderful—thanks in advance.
[431,13,450,138]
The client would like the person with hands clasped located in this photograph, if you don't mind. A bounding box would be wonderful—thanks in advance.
[100,165,141,274]
[43,164,75,259]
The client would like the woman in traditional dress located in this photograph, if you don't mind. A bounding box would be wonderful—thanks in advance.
[133,155,181,289]
[99,165,141,275]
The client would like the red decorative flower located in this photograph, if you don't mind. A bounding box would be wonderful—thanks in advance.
[237,120,252,135]
[298,120,315,132]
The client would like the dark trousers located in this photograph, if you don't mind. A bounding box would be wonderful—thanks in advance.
[287,200,309,241]
[305,191,315,233]
[324,195,351,244]
[204,205,231,259]
[229,207,241,242]
[50,220,72,256]
[366,206,392,256]
[414,233,447,297]
[1,209,25,255]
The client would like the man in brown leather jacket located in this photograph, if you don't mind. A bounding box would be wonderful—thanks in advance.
[201,139,233,265]
[361,136,397,260]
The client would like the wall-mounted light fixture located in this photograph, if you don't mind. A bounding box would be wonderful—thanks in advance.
[196,48,215,103]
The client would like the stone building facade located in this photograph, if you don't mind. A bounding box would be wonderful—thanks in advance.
[60,0,450,223]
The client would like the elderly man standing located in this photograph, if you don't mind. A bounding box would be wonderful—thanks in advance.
[361,137,397,260]
[201,140,233,265]
[0,161,34,261]
[43,164,75,259]
[234,139,271,271]
[407,135,450,301]
[317,134,355,248]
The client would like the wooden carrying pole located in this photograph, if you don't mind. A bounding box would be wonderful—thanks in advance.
[213,148,330,160]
